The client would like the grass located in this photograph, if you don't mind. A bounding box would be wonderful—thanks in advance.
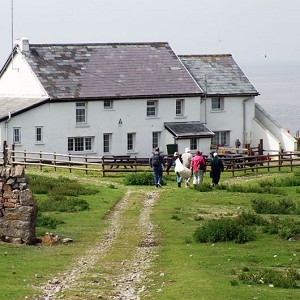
[0,167,300,299]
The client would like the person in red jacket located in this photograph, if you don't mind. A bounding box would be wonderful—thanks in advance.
[190,151,206,185]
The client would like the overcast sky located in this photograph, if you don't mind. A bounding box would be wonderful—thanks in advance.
[1,0,300,67]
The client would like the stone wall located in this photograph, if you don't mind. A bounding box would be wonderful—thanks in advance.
[0,165,37,245]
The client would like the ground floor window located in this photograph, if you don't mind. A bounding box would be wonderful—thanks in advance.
[212,131,230,146]
[152,132,160,149]
[103,133,111,153]
[190,138,197,150]
[68,137,92,152]
[127,133,136,151]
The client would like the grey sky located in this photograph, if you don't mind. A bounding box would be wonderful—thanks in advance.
[1,0,300,67]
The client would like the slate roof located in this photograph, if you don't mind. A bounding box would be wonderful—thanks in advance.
[164,121,214,139]
[0,97,49,121]
[22,42,202,100]
[179,55,259,97]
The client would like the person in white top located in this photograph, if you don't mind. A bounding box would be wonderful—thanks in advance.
[181,147,193,187]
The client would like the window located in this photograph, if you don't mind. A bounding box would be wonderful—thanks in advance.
[212,131,230,146]
[68,137,92,152]
[176,99,184,116]
[103,133,111,153]
[35,127,43,143]
[104,100,113,109]
[127,133,136,151]
[76,102,86,123]
[212,97,224,111]
[190,138,197,150]
[147,100,158,117]
[13,127,21,144]
[152,132,160,149]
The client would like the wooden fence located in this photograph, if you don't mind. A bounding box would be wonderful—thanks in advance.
[1,145,300,177]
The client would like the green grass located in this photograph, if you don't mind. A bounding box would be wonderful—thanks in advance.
[1,167,300,299]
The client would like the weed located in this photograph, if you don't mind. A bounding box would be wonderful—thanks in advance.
[193,183,213,192]
[36,214,65,229]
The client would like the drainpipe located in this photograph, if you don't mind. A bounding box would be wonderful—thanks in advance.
[243,97,252,146]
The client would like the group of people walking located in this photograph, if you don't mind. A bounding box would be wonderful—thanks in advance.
[149,147,224,188]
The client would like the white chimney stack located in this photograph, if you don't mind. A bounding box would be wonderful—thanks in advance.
[14,37,29,52]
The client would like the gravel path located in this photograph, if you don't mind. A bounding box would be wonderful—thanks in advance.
[33,189,159,300]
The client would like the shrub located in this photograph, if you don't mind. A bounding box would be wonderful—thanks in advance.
[251,197,297,214]
[262,216,300,239]
[193,183,213,192]
[225,184,286,195]
[28,174,98,196]
[193,218,255,244]
[38,195,90,212]
[36,213,65,229]
[235,211,266,226]
[123,172,154,185]
[259,175,300,187]
[238,268,299,288]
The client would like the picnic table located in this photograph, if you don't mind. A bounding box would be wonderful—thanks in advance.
[109,155,132,169]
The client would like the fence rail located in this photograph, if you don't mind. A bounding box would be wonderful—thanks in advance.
[1,146,300,177]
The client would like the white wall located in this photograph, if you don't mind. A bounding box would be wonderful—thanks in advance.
[203,96,255,147]
[1,96,202,158]
[255,104,297,152]
[0,51,47,98]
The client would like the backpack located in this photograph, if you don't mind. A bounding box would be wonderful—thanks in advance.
[152,153,161,167]
[199,158,206,171]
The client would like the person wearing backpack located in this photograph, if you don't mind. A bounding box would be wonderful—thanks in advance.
[149,147,165,188]
[190,150,206,185]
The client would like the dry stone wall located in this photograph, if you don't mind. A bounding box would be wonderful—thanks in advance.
[0,165,37,245]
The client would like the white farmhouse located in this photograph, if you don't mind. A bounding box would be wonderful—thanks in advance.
[0,38,295,159]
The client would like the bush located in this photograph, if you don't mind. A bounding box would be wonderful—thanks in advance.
[251,197,297,214]
[259,175,300,187]
[225,184,286,195]
[262,216,300,239]
[238,268,299,288]
[38,195,90,212]
[235,211,266,226]
[193,218,255,244]
[193,183,213,192]
[36,214,65,229]
[28,174,98,196]
[123,172,155,185]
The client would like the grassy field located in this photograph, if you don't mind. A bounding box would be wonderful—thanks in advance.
[0,167,299,299]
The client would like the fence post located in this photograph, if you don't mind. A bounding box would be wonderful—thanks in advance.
[39,151,43,171]
[102,156,105,177]
[3,141,7,166]
[68,154,72,173]
[85,155,88,175]
[54,152,57,171]
[24,150,27,168]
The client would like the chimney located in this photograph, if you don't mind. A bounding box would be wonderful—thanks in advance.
[14,37,29,52]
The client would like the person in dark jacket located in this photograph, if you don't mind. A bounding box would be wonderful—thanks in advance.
[149,147,165,188]
[210,152,224,186]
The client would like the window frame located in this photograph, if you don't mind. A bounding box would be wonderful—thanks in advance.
[35,126,43,143]
[176,99,184,116]
[211,97,224,111]
[152,132,160,149]
[127,133,136,152]
[68,137,93,152]
[103,133,111,153]
[146,100,158,117]
[190,138,197,150]
[104,100,113,109]
[76,102,87,124]
[13,127,21,144]
[212,131,230,146]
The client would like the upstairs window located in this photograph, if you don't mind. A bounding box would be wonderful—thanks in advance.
[76,102,86,123]
[212,97,224,111]
[176,99,184,116]
[35,126,43,143]
[104,100,113,109]
[13,127,21,144]
[147,100,158,117]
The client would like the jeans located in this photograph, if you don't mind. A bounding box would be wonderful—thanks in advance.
[153,166,163,186]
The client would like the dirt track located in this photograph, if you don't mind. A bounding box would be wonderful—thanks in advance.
[33,189,159,300]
